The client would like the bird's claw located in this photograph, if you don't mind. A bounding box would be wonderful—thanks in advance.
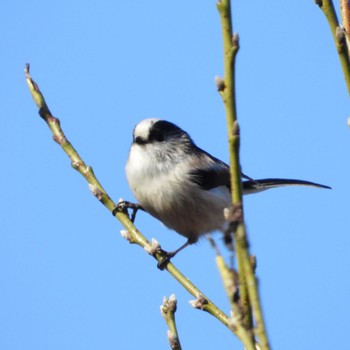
[157,249,176,270]
[157,252,174,271]
[157,256,170,270]
[112,201,142,223]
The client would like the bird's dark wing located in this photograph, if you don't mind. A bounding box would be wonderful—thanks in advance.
[189,164,230,190]
[188,148,231,190]
[243,178,331,194]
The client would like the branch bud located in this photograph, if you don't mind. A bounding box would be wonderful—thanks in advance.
[88,183,104,200]
[161,294,177,316]
[232,33,239,47]
[215,76,226,91]
[144,238,161,255]
[232,120,240,136]
[336,26,346,45]
[189,293,208,310]
[120,229,132,242]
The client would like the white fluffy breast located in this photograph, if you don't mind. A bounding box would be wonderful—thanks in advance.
[126,143,232,239]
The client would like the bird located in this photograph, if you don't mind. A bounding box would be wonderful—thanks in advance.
[124,118,330,266]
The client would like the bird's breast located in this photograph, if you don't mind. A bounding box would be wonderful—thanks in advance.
[126,147,231,238]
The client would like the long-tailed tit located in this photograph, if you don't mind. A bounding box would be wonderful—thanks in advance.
[123,118,330,264]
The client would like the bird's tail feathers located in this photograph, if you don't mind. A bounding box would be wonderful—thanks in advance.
[242,178,331,194]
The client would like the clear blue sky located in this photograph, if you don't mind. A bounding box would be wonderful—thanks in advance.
[2,1,349,349]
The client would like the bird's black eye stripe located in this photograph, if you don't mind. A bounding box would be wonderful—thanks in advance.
[148,120,183,143]
[149,128,165,142]
[134,120,188,145]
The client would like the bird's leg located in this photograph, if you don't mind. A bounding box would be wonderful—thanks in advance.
[112,201,145,223]
[157,237,197,270]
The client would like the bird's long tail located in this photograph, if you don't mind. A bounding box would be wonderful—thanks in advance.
[242,178,331,194]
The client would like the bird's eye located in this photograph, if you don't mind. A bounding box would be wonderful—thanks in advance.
[135,136,146,145]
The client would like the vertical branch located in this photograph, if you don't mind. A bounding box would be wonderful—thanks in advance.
[216,1,270,349]
[340,0,350,56]
[215,0,251,327]
[216,0,241,202]
[316,0,350,94]
[161,295,182,350]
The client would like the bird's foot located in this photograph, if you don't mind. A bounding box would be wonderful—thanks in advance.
[157,250,176,270]
[112,200,143,222]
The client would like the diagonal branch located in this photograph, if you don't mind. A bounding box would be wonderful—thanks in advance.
[24,63,254,348]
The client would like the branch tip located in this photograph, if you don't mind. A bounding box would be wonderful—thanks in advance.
[24,63,51,115]
[24,63,30,77]
[161,294,177,315]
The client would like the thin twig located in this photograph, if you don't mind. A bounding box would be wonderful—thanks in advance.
[161,295,182,350]
[316,0,350,94]
[340,0,350,57]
